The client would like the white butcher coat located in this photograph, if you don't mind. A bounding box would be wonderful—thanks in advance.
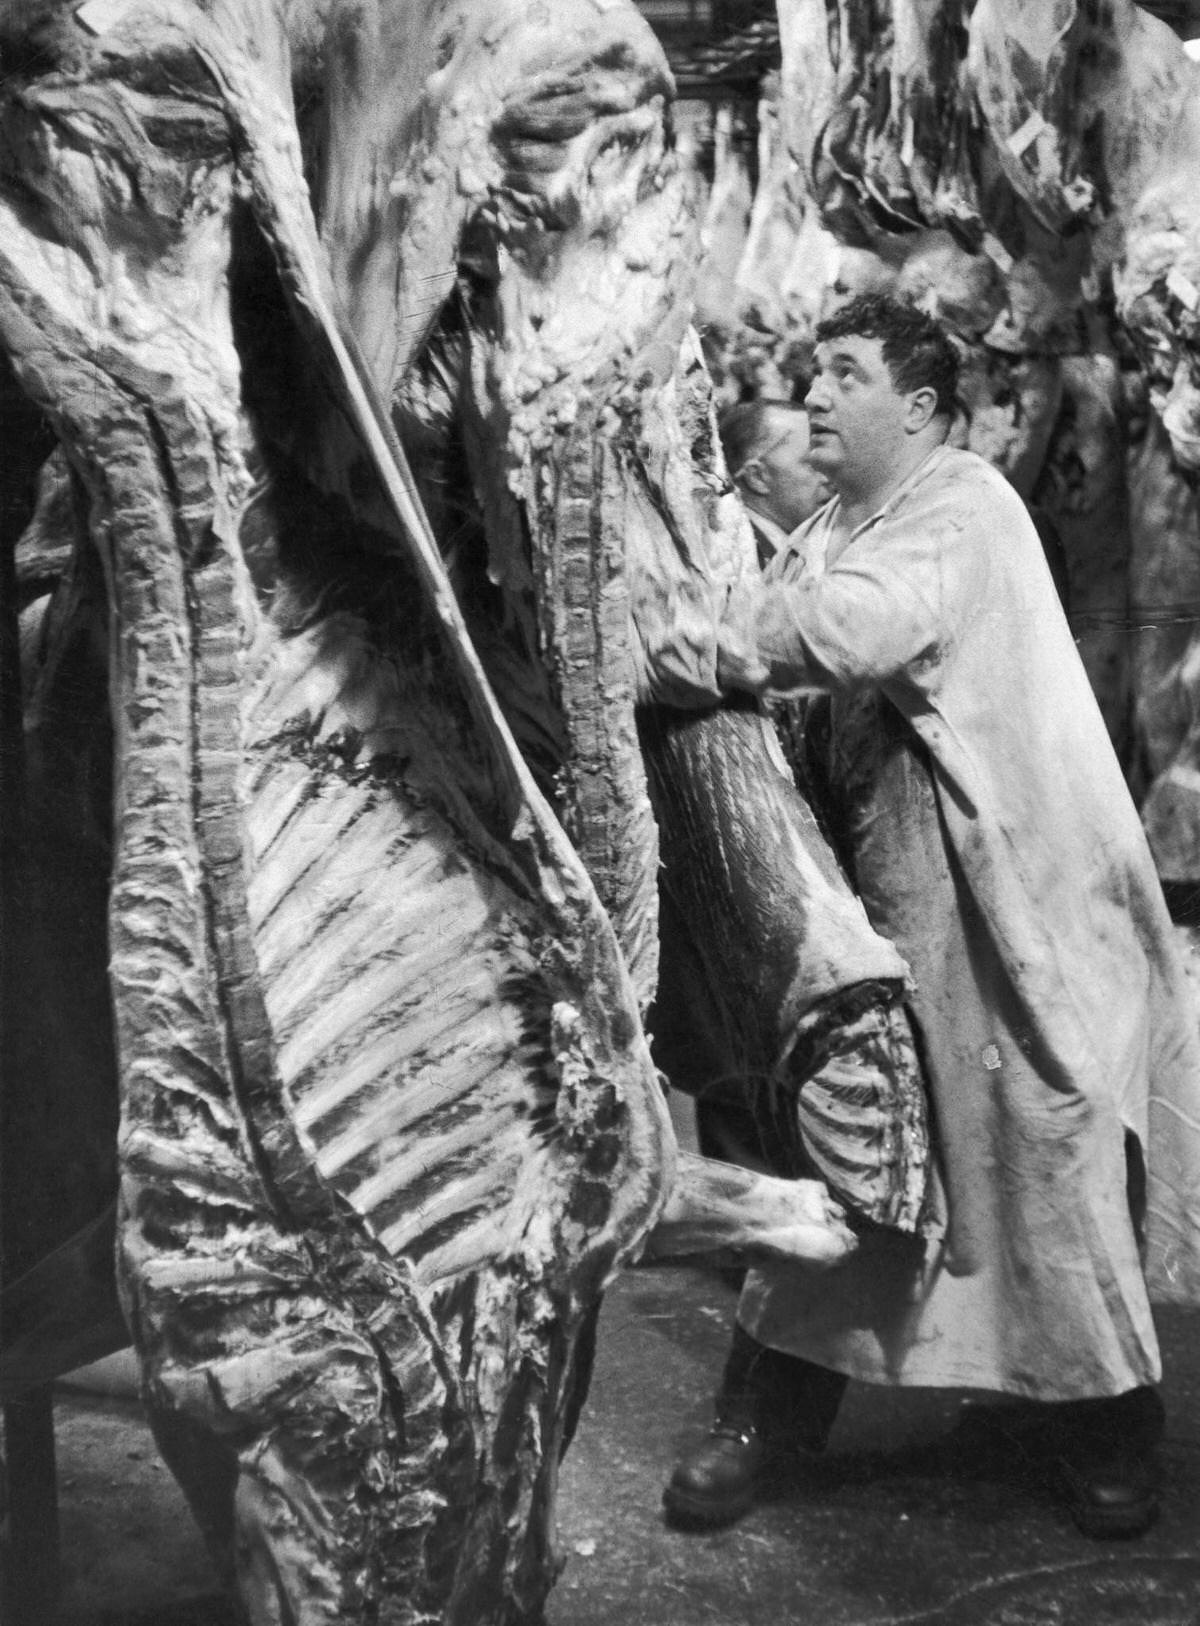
[721,444,1200,1399]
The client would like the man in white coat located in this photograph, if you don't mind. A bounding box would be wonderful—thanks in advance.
[663,293,1200,1539]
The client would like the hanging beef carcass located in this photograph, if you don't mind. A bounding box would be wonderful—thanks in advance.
[961,0,1200,859]
[0,1,936,1619]
[1114,84,1200,879]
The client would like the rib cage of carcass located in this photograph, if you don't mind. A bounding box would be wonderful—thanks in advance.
[0,1,930,1621]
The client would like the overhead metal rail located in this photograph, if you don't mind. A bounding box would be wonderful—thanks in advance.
[637,1,1199,100]
[667,15,780,95]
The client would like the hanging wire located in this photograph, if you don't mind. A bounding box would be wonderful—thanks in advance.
[1071,604,1200,631]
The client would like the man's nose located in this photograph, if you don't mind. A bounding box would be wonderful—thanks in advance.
[806,376,831,411]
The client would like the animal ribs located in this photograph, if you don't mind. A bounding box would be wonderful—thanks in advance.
[0,1,931,1620]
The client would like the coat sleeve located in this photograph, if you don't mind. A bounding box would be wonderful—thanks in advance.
[719,477,990,695]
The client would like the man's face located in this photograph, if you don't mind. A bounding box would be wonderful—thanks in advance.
[804,334,913,493]
[743,408,830,532]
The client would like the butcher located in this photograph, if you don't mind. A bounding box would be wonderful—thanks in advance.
[662,293,1200,1540]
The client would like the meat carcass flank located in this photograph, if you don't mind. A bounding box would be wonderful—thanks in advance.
[0,1,930,1619]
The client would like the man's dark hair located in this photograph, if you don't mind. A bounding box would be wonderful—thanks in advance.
[717,399,805,479]
[815,293,959,418]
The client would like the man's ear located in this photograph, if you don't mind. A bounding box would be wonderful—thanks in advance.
[904,387,939,433]
[737,457,770,497]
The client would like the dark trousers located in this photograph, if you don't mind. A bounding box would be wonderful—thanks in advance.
[718,1324,848,1452]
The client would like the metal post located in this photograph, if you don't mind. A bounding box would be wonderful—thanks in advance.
[1,367,62,1624]
[2,1391,60,1624]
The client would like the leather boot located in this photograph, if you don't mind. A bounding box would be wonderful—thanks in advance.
[1050,1386,1164,1540]
[661,1420,767,1528]
[662,1328,847,1529]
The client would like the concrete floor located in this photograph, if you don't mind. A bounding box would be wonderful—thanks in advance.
[24,1263,1200,1625]
[553,1268,1200,1626]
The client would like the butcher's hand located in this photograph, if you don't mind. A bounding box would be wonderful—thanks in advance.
[632,577,774,707]
[631,574,728,708]
[716,581,771,694]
